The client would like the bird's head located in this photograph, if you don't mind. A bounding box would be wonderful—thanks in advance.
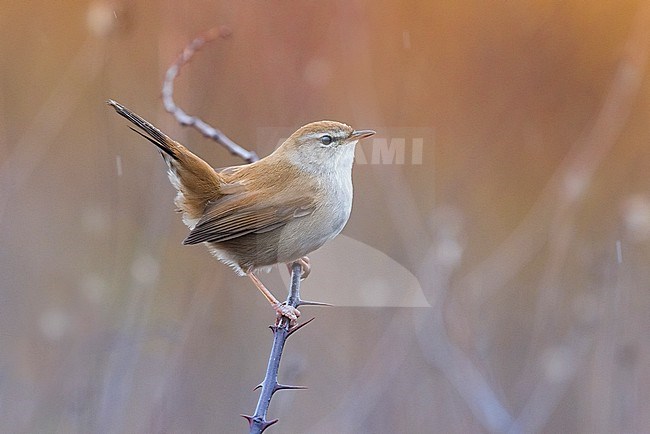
[278,120,375,173]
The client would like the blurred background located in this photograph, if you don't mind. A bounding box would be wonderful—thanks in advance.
[1,1,650,433]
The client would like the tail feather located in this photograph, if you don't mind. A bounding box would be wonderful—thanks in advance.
[107,99,223,224]
[108,99,179,159]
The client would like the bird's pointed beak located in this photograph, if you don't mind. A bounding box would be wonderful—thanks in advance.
[349,129,376,141]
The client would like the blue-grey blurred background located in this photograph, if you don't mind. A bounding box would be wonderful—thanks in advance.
[1,1,650,433]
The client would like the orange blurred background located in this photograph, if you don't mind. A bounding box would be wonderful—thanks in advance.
[1,1,650,432]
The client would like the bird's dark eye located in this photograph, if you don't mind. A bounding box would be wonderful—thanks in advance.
[320,135,333,146]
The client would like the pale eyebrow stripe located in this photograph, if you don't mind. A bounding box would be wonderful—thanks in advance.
[307,131,348,141]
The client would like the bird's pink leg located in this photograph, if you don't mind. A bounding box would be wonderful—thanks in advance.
[247,272,301,324]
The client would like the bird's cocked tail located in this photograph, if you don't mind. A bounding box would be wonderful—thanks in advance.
[107,99,223,226]
[107,99,182,160]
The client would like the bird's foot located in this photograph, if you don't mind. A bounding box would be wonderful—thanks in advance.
[287,256,311,280]
[273,302,301,326]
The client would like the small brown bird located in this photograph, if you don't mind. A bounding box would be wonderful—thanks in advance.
[108,100,374,322]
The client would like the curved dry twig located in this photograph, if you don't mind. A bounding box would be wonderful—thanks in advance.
[161,26,259,163]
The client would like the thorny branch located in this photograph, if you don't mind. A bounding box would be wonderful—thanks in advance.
[242,263,315,433]
[161,27,312,432]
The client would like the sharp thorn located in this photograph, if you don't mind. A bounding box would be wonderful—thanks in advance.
[261,419,279,431]
[297,299,333,307]
[240,415,279,431]
[253,383,263,391]
[287,317,316,336]
[274,383,308,392]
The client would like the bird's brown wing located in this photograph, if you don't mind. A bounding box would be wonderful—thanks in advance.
[182,191,316,245]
